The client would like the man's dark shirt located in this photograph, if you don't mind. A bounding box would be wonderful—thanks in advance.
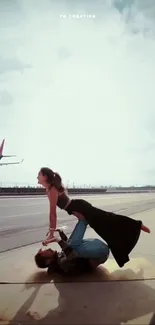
[47,250,92,275]
[47,230,92,275]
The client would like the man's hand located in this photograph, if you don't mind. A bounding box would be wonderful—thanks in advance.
[55,226,68,232]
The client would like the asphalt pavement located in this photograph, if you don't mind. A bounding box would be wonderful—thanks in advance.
[0,193,155,252]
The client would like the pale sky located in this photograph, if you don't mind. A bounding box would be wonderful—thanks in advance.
[0,0,155,187]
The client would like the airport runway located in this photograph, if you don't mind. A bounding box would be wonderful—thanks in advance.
[0,193,155,253]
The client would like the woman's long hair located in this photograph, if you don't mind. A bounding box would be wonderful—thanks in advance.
[40,167,65,192]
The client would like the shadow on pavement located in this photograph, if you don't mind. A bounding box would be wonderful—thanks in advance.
[3,266,155,325]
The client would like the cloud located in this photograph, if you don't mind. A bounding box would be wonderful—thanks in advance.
[58,47,72,60]
[0,0,155,186]
[0,57,31,75]
[0,91,13,106]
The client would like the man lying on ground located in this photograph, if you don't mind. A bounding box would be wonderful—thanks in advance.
[35,222,109,275]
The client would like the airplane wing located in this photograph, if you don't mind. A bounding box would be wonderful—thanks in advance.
[0,159,24,166]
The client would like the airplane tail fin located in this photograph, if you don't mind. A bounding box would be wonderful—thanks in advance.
[0,139,16,157]
[0,139,5,156]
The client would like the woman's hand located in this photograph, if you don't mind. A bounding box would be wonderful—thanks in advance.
[42,230,56,246]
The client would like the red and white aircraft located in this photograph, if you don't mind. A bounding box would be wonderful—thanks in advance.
[0,139,23,166]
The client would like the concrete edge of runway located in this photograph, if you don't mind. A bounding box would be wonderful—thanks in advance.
[0,191,153,198]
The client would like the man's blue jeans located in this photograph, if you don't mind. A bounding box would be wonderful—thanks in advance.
[68,220,109,263]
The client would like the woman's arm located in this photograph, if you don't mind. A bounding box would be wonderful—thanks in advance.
[48,187,59,235]
[42,187,59,245]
